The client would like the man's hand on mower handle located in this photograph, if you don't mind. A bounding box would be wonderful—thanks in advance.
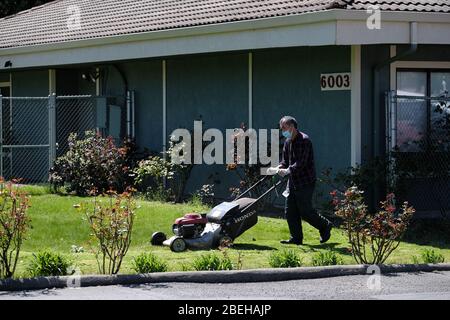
[278,168,291,177]
[266,165,283,175]
[266,165,290,177]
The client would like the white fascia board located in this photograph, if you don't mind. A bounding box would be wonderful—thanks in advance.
[0,20,337,70]
[336,20,412,45]
[0,10,340,56]
[335,10,450,23]
[1,9,449,58]
[418,23,450,44]
[335,10,450,45]
[1,9,450,70]
[336,20,450,45]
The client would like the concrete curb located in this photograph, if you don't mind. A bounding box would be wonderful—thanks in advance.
[1,263,450,292]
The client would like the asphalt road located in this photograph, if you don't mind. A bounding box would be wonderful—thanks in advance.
[1,271,450,300]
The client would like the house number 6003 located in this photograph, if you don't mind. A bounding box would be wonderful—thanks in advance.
[321,73,351,91]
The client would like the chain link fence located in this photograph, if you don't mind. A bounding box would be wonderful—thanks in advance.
[0,95,127,183]
[386,92,450,218]
[55,96,126,157]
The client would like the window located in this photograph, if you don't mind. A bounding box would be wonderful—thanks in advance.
[0,84,10,97]
[396,70,450,152]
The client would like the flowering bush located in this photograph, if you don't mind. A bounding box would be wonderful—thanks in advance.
[77,189,136,275]
[332,186,415,265]
[0,179,31,279]
[50,131,131,196]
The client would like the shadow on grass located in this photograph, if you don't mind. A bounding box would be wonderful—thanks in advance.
[302,242,353,257]
[402,219,450,250]
[232,243,277,251]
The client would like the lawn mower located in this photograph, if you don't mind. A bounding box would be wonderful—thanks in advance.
[151,175,285,252]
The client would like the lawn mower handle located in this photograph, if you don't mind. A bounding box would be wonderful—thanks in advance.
[235,175,271,200]
[237,176,286,214]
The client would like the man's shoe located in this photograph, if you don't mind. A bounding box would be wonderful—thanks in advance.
[320,225,333,244]
[280,239,303,245]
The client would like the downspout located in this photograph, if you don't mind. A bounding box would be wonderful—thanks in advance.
[371,21,418,208]
[111,64,133,141]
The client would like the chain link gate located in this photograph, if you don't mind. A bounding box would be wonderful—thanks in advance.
[386,91,450,218]
[0,97,49,182]
[0,95,127,183]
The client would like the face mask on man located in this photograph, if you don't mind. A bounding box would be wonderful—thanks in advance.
[282,130,292,139]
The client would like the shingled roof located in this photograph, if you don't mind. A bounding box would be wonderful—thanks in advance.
[0,0,449,50]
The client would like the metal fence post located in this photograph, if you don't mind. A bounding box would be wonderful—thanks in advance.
[0,95,2,178]
[48,94,57,171]
[131,90,136,140]
[126,91,131,141]
[385,91,395,192]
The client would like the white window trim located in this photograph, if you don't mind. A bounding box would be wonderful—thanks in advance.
[351,45,361,167]
[162,59,167,158]
[49,69,56,95]
[391,59,450,91]
[248,52,253,129]
[389,58,450,151]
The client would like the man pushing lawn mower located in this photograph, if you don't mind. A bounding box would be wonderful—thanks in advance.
[151,115,332,252]
[272,116,333,246]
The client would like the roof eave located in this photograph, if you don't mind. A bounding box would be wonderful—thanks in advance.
[0,9,450,70]
[0,9,341,56]
[1,9,450,56]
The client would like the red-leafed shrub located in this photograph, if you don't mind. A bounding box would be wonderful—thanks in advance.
[77,189,136,275]
[50,131,132,196]
[0,179,31,279]
[332,186,415,265]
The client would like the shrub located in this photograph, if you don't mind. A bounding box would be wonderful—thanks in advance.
[421,249,445,264]
[0,179,31,279]
[50,131,131,196]
[180,263,193,272]
[132,253,168,274]
[77,189,136,275]
[332,186,415,265]
[190,184,214,207]
[27,251,73,277]
[192,252,233,271]
[144,185,173,203]
[269,250,303,268]
[312,250,343,267]
[135,156,172,202]
[319,156,410,215]
[412,255,421,265]
[191,184,215,206]
[135,138,194,203]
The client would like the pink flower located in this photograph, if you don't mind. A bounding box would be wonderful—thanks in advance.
[386,205,396,213]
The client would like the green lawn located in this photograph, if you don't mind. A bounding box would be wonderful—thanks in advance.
[11,191,450,278]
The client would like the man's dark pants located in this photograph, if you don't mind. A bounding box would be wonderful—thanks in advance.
[285,182,331,242]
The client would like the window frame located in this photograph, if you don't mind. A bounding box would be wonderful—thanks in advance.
[395,68,450,152]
